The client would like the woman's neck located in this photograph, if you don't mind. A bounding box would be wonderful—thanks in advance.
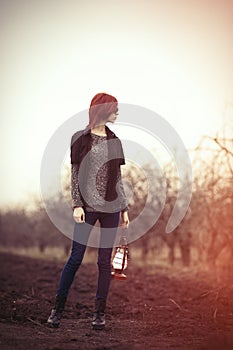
[91,125,107,136]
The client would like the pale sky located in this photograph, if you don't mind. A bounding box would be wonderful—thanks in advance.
[1,0,233,208]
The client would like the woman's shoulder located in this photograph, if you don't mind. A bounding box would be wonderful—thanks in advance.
[71,129,86,144]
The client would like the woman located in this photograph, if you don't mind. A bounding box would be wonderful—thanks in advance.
[47,93,129,330]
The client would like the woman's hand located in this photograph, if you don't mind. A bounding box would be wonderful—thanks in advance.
[73,207,85,223]
[121,211,129,229]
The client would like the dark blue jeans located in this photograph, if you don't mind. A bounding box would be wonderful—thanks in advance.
[57,211,120,300]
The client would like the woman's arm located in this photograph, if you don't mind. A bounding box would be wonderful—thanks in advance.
[116,167,128,210]
[121,210,129,228]
[71,163,84,209]
[71,164,85,223]
[116,167,130,228]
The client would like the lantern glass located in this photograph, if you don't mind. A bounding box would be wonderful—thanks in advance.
[111,236,129,280]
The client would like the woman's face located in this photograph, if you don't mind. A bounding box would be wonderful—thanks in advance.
[106,109,119,124]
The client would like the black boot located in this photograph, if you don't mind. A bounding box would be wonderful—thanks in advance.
[92,298,106,330]
[47,295,66,328]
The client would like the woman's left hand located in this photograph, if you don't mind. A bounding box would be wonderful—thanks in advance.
[121,211,129,228]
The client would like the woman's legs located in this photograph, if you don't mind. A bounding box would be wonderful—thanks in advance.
[56,212,98,298]
[48,210,120,328]
[56,240,88,298]
[96,211,120,300]
[92,211,120,329]
[48,212,99,327]
[96,247,114,300]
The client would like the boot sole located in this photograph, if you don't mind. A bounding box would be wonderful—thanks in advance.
[47,322,60,328]
[92,324,105,330]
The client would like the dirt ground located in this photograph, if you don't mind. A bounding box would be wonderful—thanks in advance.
[0,251,233,350]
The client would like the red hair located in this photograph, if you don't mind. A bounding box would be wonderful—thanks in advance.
[88,93,118,129]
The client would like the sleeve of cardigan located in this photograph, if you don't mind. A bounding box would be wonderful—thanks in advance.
[71,163,84,209]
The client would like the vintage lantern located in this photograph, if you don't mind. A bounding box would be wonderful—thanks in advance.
[111,236,129,280]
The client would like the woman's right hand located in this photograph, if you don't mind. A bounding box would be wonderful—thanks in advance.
[73,207,85,223]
